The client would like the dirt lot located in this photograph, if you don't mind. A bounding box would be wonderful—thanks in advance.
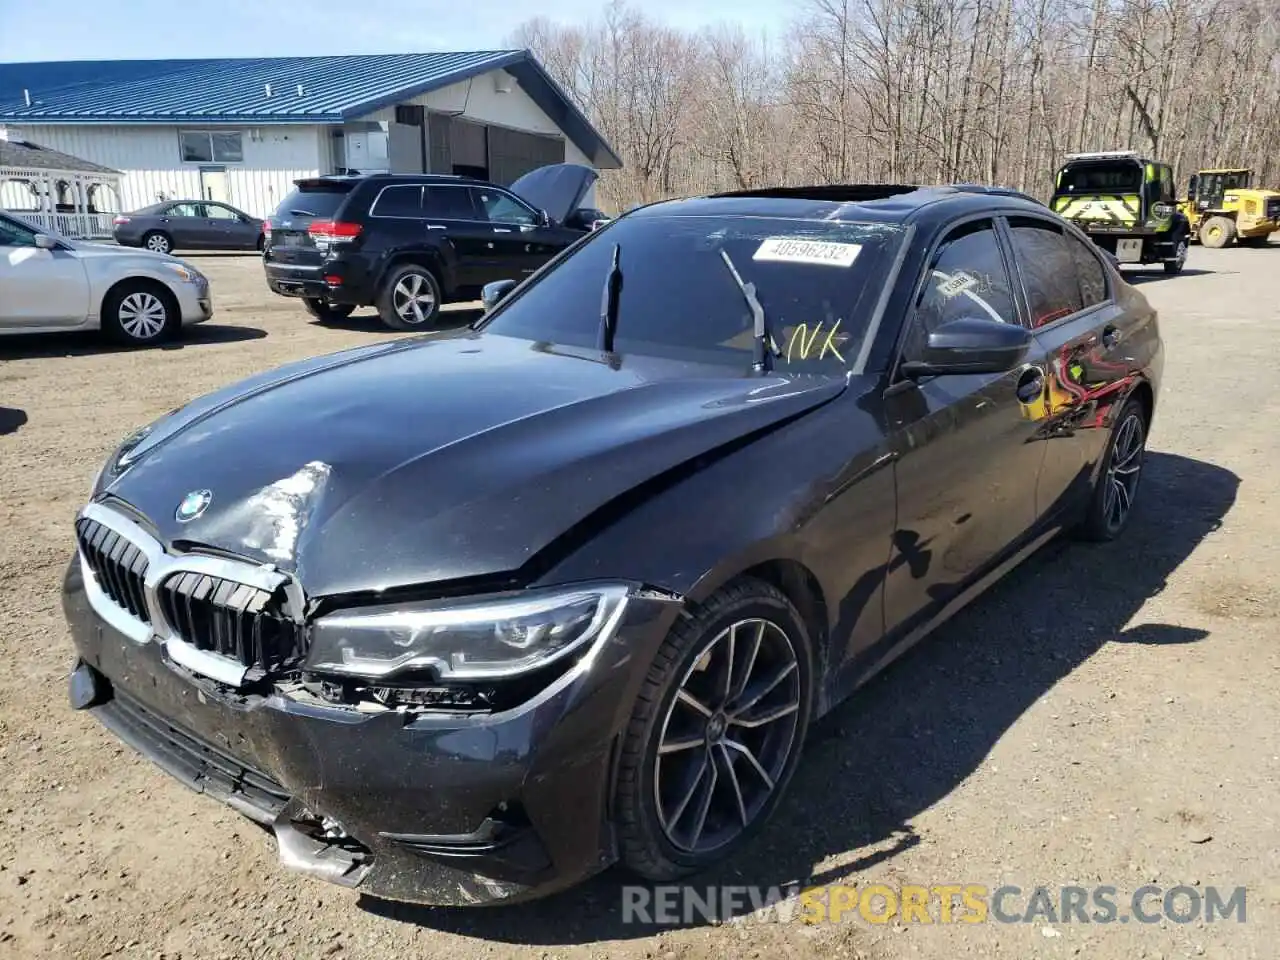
[1,249,1278,959]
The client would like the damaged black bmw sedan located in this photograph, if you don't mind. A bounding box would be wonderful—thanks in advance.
[63,183,1162,906]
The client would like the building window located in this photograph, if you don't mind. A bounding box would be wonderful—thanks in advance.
[179,130,244,163]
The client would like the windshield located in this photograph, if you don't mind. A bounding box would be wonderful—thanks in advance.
[479,215,906,372]
[1057,162,1143,194]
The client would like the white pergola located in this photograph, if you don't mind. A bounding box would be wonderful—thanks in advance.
[0,132,123,239]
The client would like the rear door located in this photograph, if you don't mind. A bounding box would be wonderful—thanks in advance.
[421,184,497,290]
[265,180,356,266]
[882,216,1046,633]
[1002,214,1134,518]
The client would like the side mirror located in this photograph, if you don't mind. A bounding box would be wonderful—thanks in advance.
[481,278,518,311]
[1187,175,1198,200]
[900,317,1032,378]
[536,209,551,227]
[34,234,59,250]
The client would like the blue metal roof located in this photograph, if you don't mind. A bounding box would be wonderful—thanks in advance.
[0,51,622,168]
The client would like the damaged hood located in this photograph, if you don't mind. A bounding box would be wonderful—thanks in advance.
[97,332,845,597]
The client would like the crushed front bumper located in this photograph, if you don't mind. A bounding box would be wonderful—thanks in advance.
[62,556,680,906]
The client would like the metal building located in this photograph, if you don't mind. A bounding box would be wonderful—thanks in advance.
[0,51,621,220]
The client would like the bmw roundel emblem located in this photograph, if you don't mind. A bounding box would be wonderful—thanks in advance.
[175,489,212,523]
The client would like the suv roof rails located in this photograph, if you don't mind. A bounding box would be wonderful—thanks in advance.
[710,184,922,203]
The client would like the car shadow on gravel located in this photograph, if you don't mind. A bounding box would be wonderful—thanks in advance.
[1126,267,1219,284]
[313,306,483,335]
[360,450,1238,944]
[0,323,266,360]
[0,406,28,435]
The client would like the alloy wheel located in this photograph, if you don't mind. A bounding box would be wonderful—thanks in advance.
[653,618,801,855]
[1102,412,1145,533]
[117,292,168,340]
[392,272,436,325]
[145,234,171,254]
[1174,239,1188,268]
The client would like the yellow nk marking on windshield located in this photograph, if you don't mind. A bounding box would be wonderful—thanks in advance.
[787,320,846,363]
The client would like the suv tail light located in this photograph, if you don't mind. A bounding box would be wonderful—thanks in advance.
[308,220,362,242]
[262,220,272,238]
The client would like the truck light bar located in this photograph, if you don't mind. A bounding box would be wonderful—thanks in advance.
[1064,150,1142,161]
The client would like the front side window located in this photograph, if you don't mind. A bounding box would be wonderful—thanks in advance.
[1006,217,1086,326]
[903,219,1018,360]
[0,214,38,246]
[202,203,240,220]
[480,215,906,372]
[473,189,537,225]
[179,130,243,163]
[371,185,424,218]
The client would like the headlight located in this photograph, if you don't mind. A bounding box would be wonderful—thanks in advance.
[305,583,632,681]
[163,262,202,283]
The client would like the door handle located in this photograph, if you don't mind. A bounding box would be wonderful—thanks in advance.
[1015,366,1045,404]
[425,224,447,230]
[492,228,513,234]
[1102,325,1121,348]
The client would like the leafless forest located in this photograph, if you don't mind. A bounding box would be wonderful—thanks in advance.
[509,0,1280,213]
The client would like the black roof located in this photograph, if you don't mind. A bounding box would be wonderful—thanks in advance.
[632,183,1047,225]
[0,136,120,175]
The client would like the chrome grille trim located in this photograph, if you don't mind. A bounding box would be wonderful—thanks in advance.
[76,502,293,687]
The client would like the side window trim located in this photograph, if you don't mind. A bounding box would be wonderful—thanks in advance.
[999,213,1114,333]
[889,211,1021,383]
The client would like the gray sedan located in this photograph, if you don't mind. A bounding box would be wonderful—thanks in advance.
[112,201,264,255]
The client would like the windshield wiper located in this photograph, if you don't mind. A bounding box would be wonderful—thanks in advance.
[718,249,776,373]
[598,243,623,353]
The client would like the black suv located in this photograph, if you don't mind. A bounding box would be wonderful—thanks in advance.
[262,163,600,330]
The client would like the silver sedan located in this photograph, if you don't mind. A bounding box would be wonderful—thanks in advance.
[0,211,213,346]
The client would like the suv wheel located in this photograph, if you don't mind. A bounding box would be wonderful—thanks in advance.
[303,298,356,322]
[1163,235,1188,274]
[377,264,442,331]
[101,281,179,346]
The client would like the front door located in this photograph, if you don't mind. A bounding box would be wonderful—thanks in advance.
[881,217,1046,634]
[469,186,577,281]
[200,167,229,204]
[0,216,89,327]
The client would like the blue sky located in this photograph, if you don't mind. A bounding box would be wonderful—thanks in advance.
[0,0,792,63]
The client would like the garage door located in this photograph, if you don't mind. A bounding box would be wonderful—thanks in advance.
[487,126,565,186]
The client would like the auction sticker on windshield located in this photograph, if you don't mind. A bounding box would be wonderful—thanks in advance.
[753,237,863,268]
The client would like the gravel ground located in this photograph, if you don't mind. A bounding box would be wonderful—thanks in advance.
[1,248,1278,959]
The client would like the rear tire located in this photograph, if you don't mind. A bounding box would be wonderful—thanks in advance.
[376,263,442,331]
[615,578,813,881]
[141,231,172,255]
[1076,397,1148,542]
[302,298,355,322]
[101,281,180,346]
[1199,216,1235,249]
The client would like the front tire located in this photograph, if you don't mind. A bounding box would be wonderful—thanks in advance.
[616,578,813,881]
[302,298,356,322]
[1077,397,1147,542]
[142,231,172,255]
[1163,234,1188,274]
[376,264,442,331]
[101,282,180,346]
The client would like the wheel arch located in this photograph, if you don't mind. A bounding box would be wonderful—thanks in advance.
[375,247,451,297]
[99,275,181,327]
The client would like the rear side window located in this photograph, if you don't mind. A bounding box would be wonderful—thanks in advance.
[423,185,479,220]
[1006,217,1085,327]
[1064,231,1109,309]
[905,219,1018,358]
[276,183,353,220]
[370,185,423,218]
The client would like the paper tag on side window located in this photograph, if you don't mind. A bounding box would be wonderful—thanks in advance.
[937,271,979,298]
[753,237,862,267]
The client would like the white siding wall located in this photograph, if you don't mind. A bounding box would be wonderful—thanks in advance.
[4,124,324,218]
[357,69,597,204]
